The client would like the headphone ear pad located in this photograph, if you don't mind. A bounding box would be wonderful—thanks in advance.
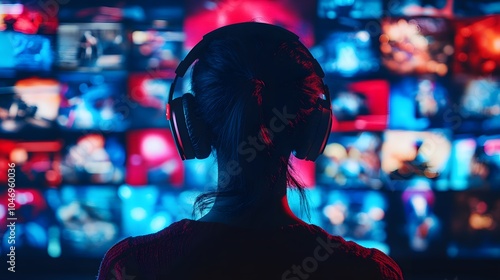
[182,94,212,159]
[293,108,332,161]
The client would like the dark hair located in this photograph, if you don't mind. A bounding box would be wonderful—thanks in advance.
[190,33,325,218]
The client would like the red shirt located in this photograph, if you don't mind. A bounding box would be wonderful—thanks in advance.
[97,219,403,280]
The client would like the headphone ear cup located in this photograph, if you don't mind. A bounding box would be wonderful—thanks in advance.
[182,93,212,159]
[293,108,332,161]
[169,96,196,160]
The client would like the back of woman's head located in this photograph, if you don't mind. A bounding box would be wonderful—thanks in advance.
[190,27,325,214]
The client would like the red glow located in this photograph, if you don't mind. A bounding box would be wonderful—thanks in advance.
[290,156,315,187]
[126,129,184,187]
[484,139,500,156]
[128,73,172,109]
[331,80,389,132]
[185,0,314,49]
[454,16,500,75]
[0,5,58,34]
[0,140,62,186]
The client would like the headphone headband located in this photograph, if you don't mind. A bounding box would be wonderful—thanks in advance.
[175,22,299,77]
[169,22,325,104]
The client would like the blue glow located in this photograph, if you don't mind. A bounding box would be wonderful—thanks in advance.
[131,207,147,221]
[150,212,172,232]
[118,185,132,199]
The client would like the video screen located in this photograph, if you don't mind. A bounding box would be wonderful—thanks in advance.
[453,77,500,134]
[321,190,389,254]
[314,21,380,77]
[401,187,445,255]
[0,32,53,73]
[0,3,58,73]
[58,23,125,70]
[129,29,184,72]
[119,185,199,236]
[380,17,454,76]
[128,73,171,129]
[142,5,185,26]
[0,3,58,34]
[185,0,315,48]
[49,186,121,257]
[126,129,184,187]
[0,188,53,257]
[450,136,500,190]
[454,16,500,76]
[453,0,500,17]
[385,0,454,17]
[0,139,62,188]
[0,77,60,135]
[317,0,382,19]
[316,132,384,190]
[57,72,130,132]
[60,134,126,185]
[389,77,451,130]
[449,191,500,258]
[381,130,451,190]
[329,79,389,131]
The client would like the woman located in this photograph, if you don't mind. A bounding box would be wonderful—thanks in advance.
[97,23,403,280]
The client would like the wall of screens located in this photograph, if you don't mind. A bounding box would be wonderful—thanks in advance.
[0,1,499,275]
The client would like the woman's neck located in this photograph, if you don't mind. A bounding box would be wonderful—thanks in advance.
[198,191,305,229]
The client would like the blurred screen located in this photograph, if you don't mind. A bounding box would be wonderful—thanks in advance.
[0,3,56,74]
[314,20,381,77]
[58,23,125,70]
[128,73,171,129]
[321,190,389,254]
[316,132,384,189]
[60,134,125,185]
[452,77,500,134]
[454,16,500,76]
[389,185,447,258]
[126,129,184,187]
[0,189,52,256]
[449,191,500,258]
[330,79,389,131]
[129,29,184,71]
[47,186,121,257]
[0,139,62,188]
[453,0,500,17]
[389,77,451,130]
[57,71,129,132]
[0,3,58,34]
[380,17,454,76]
[450,136,500,190]
[317,0,382,19]
[185,0,315,48]
[0,32,53,73]
[386,0,453,17]
[0,77,60,135]
[381,130,451,190]
[402,186,443,253]
[118,185,199,236]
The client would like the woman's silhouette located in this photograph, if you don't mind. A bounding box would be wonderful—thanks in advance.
[97,22,403,280]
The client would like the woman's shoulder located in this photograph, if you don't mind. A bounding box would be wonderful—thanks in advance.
[305,224,403,280]
[97,219,191,280]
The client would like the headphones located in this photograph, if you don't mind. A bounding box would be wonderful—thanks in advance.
[166,22,332,161]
